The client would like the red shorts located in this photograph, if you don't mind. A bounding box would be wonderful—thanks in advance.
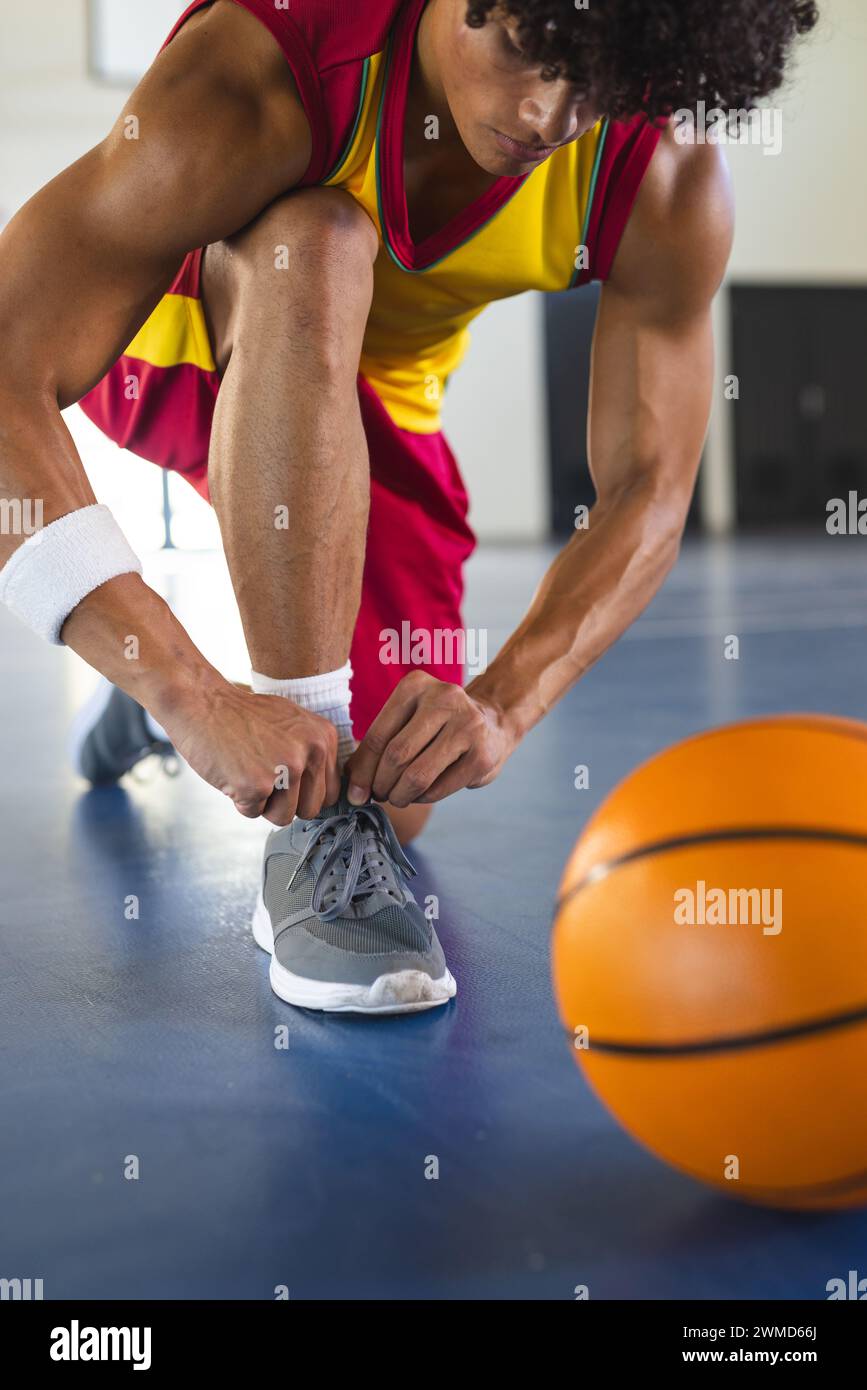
[79,253,476,739]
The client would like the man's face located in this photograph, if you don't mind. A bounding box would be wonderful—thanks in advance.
[439,2,602,175]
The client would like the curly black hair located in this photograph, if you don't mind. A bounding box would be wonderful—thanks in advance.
[465,1,819,120]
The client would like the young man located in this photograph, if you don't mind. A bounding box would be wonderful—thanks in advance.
[0,1,817,1012]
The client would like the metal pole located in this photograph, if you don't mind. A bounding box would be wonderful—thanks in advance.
[161,471,175,550]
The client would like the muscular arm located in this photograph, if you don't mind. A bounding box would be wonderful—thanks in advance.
[466,131,735,739]
[0,2,342,820]
[347,129,734,808]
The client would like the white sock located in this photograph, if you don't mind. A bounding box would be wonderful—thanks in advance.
[250,661,356,768]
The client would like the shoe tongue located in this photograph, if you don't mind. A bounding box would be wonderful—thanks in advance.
[312,775,366,822]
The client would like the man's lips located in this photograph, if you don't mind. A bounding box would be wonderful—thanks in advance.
[493,129,558,162]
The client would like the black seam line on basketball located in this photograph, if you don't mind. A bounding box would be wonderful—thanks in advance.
[563,999,867,1057]
[555,824,867,911]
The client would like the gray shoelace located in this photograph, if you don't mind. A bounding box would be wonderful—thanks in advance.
[293,803,417,922]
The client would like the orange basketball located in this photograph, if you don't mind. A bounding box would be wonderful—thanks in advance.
[552,714,867,1210]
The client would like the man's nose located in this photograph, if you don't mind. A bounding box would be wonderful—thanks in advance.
[518,91,592,147]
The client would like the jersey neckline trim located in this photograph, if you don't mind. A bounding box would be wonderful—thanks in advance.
[376,0,530,273]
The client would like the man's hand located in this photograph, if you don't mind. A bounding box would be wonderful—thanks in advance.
[160,682,341,825]
[345,670,515,808]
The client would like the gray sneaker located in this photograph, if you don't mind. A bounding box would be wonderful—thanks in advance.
[69,679,176,785]
[253,787,456,1014]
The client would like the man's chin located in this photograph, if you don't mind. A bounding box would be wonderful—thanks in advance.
[473,142,531,178]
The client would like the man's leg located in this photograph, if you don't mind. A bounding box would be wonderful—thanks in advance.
[204,187,374,683]
[202,188,431,844]
[198,187,452,1010]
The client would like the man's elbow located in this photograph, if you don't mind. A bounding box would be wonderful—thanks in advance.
[630,475,694,572]
[656,495,692,572]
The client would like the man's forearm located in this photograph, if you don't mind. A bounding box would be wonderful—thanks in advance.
[467,477,688,739]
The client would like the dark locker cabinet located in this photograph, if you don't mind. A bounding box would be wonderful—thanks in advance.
[730,286,867,527]
[544,284,600,538]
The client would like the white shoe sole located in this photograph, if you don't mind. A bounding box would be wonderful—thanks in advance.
[67,677,116,778]
[252,893,456,1015]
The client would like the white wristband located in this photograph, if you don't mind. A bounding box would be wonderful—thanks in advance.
[0,503,143,646]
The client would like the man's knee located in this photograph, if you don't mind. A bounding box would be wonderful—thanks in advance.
[233,188,377,286]
[209,189,377,374]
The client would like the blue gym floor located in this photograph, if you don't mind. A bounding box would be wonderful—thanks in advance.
[2,533,867,1300]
